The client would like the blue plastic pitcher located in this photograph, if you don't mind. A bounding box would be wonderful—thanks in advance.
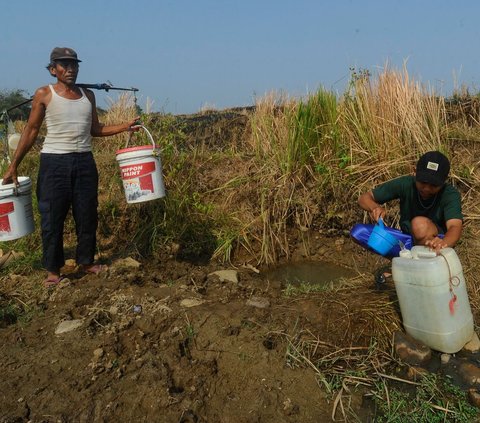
[367,218,398,256]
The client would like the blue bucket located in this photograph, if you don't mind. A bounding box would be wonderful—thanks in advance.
[367,218,398,256]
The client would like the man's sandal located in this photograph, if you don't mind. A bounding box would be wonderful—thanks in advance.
[83,264,108,275]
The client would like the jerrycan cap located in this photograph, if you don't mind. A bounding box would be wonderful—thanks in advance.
[399,249,413,258]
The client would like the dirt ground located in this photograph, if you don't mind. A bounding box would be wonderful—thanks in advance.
[2,108,478,422]
[0,233,392,423]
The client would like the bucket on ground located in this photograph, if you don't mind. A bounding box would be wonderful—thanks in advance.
[0,176,35,241]
[367,218,398,256]
[392,246,474,353]
[116,126,166,204]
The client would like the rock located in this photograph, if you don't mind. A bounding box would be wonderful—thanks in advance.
[113,257,141,269]
[208,270,238,283]
[93,348,104,360]
[180,298,206,308]
[55,319,84,335]
[440,353,451,365]
[246,296,270,309]
[464,332,480,353]
[468,389,480,408]
[458,361,480,386]
[393,331,432,365]
[170,242,180,254]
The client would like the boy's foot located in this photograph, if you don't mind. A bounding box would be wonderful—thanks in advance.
[374,265,392,291]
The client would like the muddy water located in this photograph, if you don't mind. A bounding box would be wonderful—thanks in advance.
[263,261,356,287]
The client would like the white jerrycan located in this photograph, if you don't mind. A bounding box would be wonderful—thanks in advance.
[392,246,474,353]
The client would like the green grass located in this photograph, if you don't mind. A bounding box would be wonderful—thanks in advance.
[0,295,40,327]
[371,374,478,422]
[0,243,42,276]
[282,281,333,296]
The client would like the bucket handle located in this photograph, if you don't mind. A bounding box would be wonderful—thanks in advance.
[124,125,156,149]
[377,217,385,228]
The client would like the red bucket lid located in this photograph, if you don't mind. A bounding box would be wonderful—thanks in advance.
[116,145,157,155]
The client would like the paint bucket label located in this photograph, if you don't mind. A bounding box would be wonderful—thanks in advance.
[0,177,35,241]
[120,161,160,202]
[0,202,14,233]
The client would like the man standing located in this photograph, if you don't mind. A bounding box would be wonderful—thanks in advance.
[2,47,140,286]
[358,151,463,252]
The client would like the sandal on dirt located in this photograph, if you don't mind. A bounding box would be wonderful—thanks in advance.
[374,264,392,291]
[83,264,108,275]
[43,276,65,288]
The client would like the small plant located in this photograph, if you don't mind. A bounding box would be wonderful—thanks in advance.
[0,295,37,327]
[0,301,20,326]
[185,324,195,340]
[371,373,478,422]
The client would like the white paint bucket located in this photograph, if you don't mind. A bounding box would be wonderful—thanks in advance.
[116,126,166,204]
[0,176,35,241]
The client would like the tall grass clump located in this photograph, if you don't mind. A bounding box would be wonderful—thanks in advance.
[341,65,447,186]
[251,89,340,174]
[249,89,341,262]
[246,66,480,264]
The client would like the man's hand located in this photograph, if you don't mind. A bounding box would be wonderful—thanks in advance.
[2,167,18,186]
[127,116,142,132]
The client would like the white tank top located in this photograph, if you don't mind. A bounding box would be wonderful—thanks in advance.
[42,85,93,153]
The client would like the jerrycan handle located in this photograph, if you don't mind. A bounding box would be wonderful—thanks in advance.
[124,125,156,149]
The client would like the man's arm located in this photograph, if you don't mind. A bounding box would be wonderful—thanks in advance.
[86,90,139,137]
[3,87,48,184]
[358,190,385,222]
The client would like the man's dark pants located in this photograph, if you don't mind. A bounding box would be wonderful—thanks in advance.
[37,152,98,272]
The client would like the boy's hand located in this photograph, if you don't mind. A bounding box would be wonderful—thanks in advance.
[425,237,448,252]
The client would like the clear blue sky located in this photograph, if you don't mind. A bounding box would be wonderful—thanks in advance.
[1,0,479,114]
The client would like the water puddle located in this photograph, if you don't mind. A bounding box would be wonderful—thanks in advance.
[263,261,356,287]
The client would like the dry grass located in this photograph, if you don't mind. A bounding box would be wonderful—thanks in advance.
[341,65,446,185]
[246,66,480,271]
[97,93,138,148]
